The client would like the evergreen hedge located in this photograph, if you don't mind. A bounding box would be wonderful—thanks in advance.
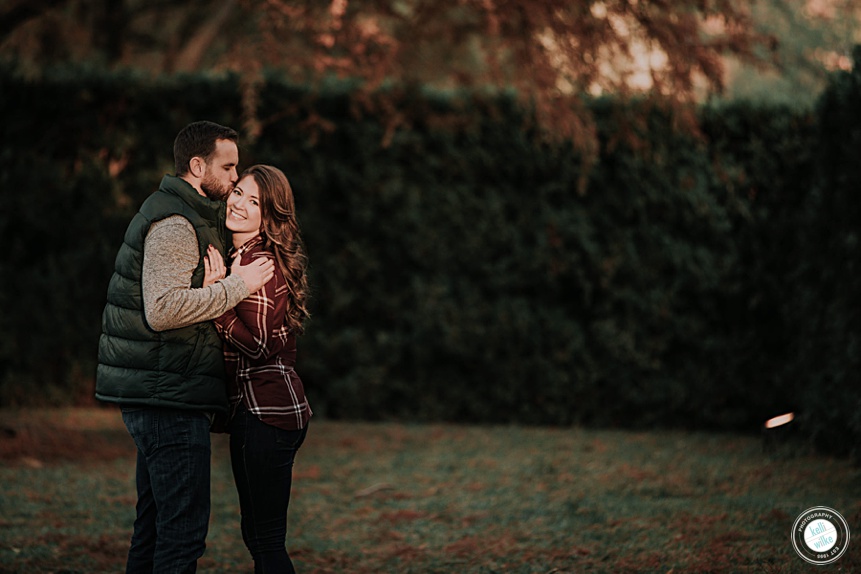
[0,63,857,455]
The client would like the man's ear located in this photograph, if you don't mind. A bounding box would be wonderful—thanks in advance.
[189,156,206,178]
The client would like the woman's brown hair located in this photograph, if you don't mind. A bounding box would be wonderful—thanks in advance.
[241,164,310,334]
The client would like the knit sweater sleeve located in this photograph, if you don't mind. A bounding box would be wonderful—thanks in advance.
[142,215,249,332]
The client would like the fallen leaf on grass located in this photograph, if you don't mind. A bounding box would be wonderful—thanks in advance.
[295,464,321,479]
[20,457,43,468]
[355,483,394,497]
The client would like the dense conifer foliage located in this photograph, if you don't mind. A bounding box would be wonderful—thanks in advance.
[0,63,857,456]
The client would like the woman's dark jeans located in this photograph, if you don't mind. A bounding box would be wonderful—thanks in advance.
[229,407,308,574]
[121,407,212,574]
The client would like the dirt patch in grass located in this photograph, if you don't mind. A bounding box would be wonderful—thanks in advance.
[0,407,133,466]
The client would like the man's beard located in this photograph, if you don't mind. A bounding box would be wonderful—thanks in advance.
[201,175,231,201]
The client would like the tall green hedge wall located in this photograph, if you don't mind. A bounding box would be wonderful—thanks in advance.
[1,62,858,455]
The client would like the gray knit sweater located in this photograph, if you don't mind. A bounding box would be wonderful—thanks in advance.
[142,215,247,331]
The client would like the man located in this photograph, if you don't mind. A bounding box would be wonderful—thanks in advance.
[96,121,274,573]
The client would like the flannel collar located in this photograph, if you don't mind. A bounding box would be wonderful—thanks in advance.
[230,234,264,261]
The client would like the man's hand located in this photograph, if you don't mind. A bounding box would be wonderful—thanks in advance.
[203,245,226,287]
[232,256,275,294]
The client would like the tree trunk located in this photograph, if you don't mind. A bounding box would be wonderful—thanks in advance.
[96,0,126,64]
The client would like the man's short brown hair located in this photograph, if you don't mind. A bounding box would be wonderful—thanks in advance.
[173,121,239,176]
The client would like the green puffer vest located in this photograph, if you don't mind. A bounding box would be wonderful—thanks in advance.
[95,175,229,413]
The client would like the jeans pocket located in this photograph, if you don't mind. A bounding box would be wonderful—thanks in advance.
[274,425,308,450]
[121,408,151,454]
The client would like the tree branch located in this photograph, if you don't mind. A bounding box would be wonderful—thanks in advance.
[171,0,238,72]
[0,0,69,38]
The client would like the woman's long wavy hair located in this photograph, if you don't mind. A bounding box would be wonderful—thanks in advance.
[242,164,310,334]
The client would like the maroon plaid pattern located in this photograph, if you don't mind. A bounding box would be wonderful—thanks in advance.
[214,236,311,431]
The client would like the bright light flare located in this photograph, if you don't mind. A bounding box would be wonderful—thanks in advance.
[765,412,795,429]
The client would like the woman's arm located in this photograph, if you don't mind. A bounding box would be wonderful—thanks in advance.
[213,253,284,360]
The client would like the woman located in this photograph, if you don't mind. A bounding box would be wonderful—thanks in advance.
[204,164,311,574]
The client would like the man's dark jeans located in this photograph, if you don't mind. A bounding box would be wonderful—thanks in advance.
[229,407,308,574]
[121,407,212,574]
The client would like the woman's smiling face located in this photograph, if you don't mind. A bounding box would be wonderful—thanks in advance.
[226,175,262,241]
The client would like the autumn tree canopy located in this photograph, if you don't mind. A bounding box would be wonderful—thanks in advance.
[2,0,780,146]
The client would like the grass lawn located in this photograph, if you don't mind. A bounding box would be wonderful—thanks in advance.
[1,407,859,573]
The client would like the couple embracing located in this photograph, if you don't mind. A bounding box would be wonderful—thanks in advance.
[96,121,311,573]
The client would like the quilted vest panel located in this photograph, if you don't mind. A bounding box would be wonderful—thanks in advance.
[95,175,229,413]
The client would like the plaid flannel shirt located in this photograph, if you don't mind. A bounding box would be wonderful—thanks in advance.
[214,235,312,431]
